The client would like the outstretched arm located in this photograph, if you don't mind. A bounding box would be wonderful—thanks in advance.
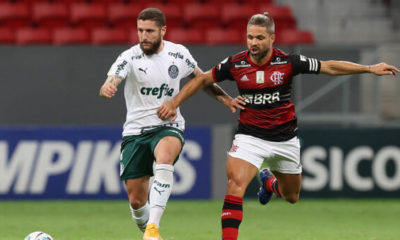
[191,68,244,113]
[99,75,124,98]
[320,61,399,76]
[157,70,214,121]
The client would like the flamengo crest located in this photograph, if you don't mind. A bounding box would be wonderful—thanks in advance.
[270,71,284,85]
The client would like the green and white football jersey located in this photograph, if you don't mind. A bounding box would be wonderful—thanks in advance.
[107,41,197,136]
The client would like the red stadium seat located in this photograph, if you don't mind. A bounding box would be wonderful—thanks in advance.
[202,0,238,4]
[167,28,204,44]
[129,28,139,44]
[32,2,69,29]
[275,29,314,45]
[0,3,30,29]
[144,3,183,28]
[241,0,273,5]
[70,3,107,30]
[91,27,129,45]
[15,27,52,45]
[108,3,142,29]
[0,28,15,44]
[53,27,90,45]
[184,3,221,29]
[90,0,127,3]
[134,0,164,5]
[258,4,296,32]
[166,0,199,4]
[205,28,244,45]
[50,0,87,3]
[221,3,256,30]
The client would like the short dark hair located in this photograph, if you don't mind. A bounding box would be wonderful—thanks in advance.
[137,8,166,27]
[247,12,275,34]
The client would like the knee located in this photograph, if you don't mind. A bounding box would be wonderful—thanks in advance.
[283,193,299,204]
[156,153,176,165]
[226,178,246,196]
[129,197,147,209]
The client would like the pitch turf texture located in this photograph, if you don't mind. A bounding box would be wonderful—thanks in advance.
[1,199,399,240]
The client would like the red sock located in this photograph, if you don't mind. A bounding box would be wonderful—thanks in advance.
[221,195,243,240]
[266,177,281,197]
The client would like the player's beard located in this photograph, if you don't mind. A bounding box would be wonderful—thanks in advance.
[250,47,269,62]
[140,36,162,55]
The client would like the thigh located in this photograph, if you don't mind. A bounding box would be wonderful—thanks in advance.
[152,127,184,165]
[266,137,301,174]
[272,171,302,195]
[154,136,182,164]
[228,134,266,169]
[120,137,154,180]
[226,156,259,197]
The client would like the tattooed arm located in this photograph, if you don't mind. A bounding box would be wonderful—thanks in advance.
[190,68,245,113]
[99,75,124,98]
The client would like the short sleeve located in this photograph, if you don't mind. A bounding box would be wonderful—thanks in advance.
[180,45,198,78]
[107,50,132,79]
[212,57,234,82]
[290,54,321,76]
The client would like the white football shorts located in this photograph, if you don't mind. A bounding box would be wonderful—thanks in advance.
[228,134,302,174]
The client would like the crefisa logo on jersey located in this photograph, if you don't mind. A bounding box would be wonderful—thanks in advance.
[270,71,284,85]
[168,65,179,79]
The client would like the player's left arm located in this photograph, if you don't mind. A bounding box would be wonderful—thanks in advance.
[193,67,245,113]
[320,61,399,76]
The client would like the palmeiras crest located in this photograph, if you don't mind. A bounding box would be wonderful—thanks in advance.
[168,64,179,79]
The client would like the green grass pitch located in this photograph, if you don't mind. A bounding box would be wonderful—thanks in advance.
[1,199,399,240]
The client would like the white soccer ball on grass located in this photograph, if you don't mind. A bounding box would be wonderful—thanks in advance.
[24,231,54,240]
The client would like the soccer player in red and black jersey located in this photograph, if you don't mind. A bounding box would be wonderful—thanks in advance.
[157,12,399,240]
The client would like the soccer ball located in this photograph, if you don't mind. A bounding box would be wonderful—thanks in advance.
[24,231,54,240]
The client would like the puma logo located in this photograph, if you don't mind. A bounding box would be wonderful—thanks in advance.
[139,67,147,74]
[154,187,165,195]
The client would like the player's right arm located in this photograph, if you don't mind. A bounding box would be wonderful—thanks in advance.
[99,75,124,98]
[100,49,132,99]
[157,70,215,121]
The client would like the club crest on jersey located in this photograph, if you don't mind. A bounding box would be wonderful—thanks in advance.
[256,71,264,84]
[168,64,179,79]
[270,71,284,85]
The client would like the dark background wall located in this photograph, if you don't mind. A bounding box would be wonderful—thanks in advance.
[0,45,361,126]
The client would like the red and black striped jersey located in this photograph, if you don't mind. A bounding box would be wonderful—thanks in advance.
[212,48,321,141]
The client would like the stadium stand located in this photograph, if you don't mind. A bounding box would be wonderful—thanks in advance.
[70,2,107,30]
[183,3,221,29]
[32,2,69,30]
[52,27,90,45]
[144,3,183,28]
[276,0,400,44]
[242,0,274,4]
[0,28,15,44]
[167,27,204,44]
[0,2,30,29]
[0,0,324,45]
[275,29,314,45]
[129,28,139,43]
[108,3,142,29]
[221,3,257,30]
[205,28,244,45]
[258,4,296,34]
[91,27,129,45]
[16,27,52,45]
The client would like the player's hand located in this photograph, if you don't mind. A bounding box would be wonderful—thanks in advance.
[369,63,399,76]
[99,82,117,98]
[224,95,246,113]
[157,100,178,122]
